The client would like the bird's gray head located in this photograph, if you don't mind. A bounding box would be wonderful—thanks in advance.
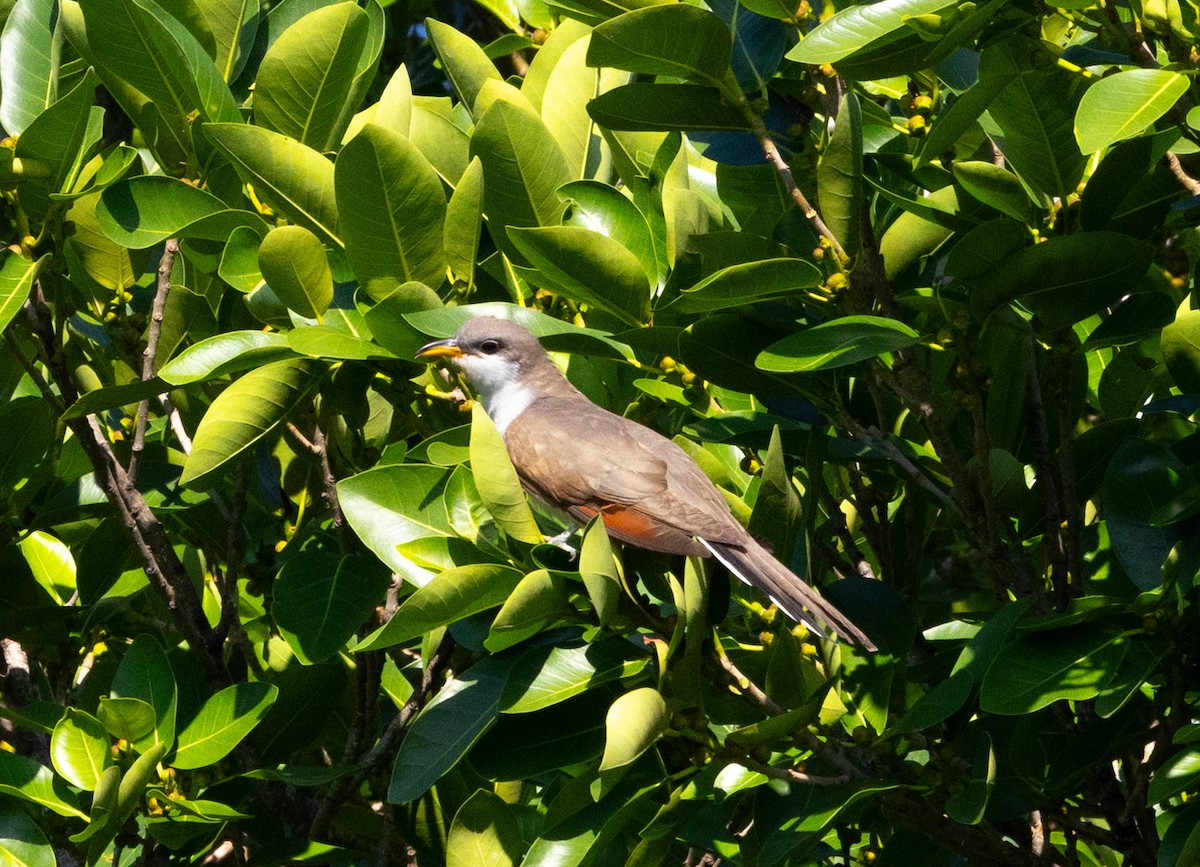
[416,317,554,433]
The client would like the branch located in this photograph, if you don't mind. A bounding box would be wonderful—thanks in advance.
[308,632,456,839]
[129,239,177,483]
[1167,153,1200,196]
[715,648,784,715]
[23,286,224,682]
[311,424,354,553]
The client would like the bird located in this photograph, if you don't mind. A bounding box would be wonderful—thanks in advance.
[416,316,875,650]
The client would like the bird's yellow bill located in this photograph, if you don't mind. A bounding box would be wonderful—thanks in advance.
[416,339,463,359]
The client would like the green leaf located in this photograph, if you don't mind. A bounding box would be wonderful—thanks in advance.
[97,176,268,249]
[374,63,413,137]
[0,809,56,867]
[508,226,650,325]
[502,640,650,713]
[337,464,458,582]
[469,98,571,263]
[469,403,543,544]
[1162,302,1200,394]
[1076,69,1187,154]
[446,790,524,867]
[599,687,666,771]
[51,709,112,791]
[0,396,51,500]
[96,697,157,745]
[17,529,75,604]
[900,597,1035,730]
[978,628,1128,714]
[578,518,620,627]
[472,692,608,780]
[257,225,333,320]
[944,730,996,825]
[673,257,823,313]
[952,160,1035,223]
[0,750,85,819]
[485,569,571,652]
[111,634,178,753]
[218,225,265,293]
[424,17,502,116]
[255,2,369,151]
[787,0,954,63]
[12,71,98,213]
[444,156,484,288]
[186,0,259,83]
[79,0,240,129]
[1103,438,1199,527]
[817,93,863,259]
[274,551,389,664]
[205,122,341,247]
[389,656,512,802]
[357,564,523,651]
[335,123,448,299]
[587,5,731,83]
[0,252,46,337]
[0,0,59,135]
[180,358,323,486]
[158,331,297,385]
[969,231,1153,330]
[989,68,1088,201]
[587,83,752,132]
[173,682,279,769]
[1150,750,1200,805]
[757,315,919,372]
[288,326,396,360]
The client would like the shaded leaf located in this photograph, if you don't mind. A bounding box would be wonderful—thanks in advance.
[757,315,919,372]
[275,551,390,664]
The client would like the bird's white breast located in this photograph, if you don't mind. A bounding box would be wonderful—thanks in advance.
[483,377,536,437]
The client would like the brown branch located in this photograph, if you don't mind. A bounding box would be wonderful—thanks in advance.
[758,133,847,262]
[129,239,177,483]
[311,424,354,553]
[1167,153,1200,195]
[308,631,456,839]
[735,753,850,786]
[715,649,784,715]
[23,286,224,682]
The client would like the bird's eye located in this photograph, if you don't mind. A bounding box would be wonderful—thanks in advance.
[479,339,501,355]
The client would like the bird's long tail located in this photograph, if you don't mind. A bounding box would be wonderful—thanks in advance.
[699,537,877,651]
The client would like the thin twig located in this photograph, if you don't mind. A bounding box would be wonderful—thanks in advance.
[309,632,456,839]
[736,753,849,786]
[759,133,847,262]
[24,285,224,682]
[1167,153,1200,195]
[161,397,192,453]
[129,239,177,483]
[311,424,354,553]
[715,649,784,715]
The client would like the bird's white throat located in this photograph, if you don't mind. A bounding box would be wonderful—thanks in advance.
[457,355,536,437]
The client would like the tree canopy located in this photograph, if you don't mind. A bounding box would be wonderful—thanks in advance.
[0,0,1199,864]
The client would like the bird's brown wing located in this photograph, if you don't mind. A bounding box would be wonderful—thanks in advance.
[503,397,744,553]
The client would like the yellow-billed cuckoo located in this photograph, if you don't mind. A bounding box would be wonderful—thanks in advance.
[417,317,875,650]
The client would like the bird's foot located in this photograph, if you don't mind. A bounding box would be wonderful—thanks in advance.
[544,527,579,559]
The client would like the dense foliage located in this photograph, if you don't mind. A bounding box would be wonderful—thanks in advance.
[1,0,1200,863]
